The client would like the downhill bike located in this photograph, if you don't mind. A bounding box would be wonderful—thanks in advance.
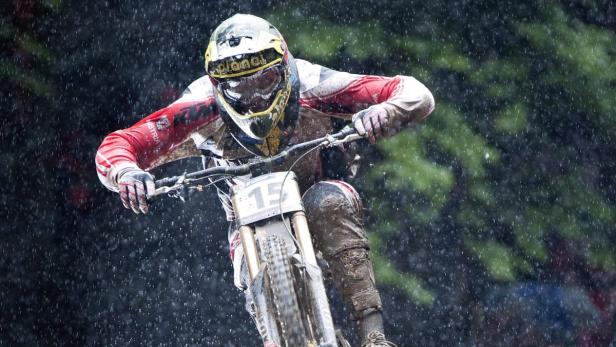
[151,127,362,347]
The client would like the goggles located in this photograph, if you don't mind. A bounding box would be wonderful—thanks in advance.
[218,65,284,114]
[213,63,292,140]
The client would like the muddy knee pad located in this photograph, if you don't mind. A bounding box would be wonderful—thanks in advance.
[303,180,369,256]
[303,181,381,317]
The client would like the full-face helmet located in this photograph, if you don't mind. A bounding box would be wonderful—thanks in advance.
[205,14,299,155]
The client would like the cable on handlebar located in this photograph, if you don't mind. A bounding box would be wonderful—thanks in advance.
[152,126,361,193]
[275,137,328,272]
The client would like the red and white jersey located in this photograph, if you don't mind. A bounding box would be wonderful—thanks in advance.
[95,59,434,193]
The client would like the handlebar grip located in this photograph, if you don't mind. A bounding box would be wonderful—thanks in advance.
[338,125,357,138]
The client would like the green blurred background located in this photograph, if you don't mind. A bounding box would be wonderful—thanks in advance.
[2,0,615,346]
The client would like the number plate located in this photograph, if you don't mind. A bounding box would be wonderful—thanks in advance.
[231,172,304,226]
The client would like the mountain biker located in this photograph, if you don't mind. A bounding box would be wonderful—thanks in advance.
[95,14,434,347]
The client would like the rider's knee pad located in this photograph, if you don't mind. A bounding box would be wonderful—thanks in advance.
[303,180,368,257]
[303,180,363,220]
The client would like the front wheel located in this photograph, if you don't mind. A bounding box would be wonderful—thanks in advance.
[263,235,308,347]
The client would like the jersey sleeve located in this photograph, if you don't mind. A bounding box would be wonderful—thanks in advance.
[95,77,220,192]
[297,59,435,126]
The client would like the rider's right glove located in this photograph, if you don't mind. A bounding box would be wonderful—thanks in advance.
[117,168,155,214]
[352,105,390,144]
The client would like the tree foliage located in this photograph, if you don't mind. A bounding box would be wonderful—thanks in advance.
[3,0,616,345]
[268,0,616,319]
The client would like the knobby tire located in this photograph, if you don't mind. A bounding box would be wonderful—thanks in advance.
[264,236,308,347]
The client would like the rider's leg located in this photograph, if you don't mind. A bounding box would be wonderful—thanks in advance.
[303,180,389,344]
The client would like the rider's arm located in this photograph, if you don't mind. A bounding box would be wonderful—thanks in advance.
[298,60,435,130]
[95,77,220,192]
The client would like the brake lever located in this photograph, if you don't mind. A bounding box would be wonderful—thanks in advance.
[327,133,364,147]
[151,184,182,197]
[149,172,187,198]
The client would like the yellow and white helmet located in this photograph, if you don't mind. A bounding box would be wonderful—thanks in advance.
[205,14,298,149]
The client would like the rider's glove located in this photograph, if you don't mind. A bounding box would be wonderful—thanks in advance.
[352,105,390,144]
[117,168,155,214]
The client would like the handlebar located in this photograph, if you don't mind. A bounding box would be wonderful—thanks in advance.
[150,126,363,197]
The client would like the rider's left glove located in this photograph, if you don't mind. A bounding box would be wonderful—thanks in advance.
[352,105,390,144]
[117,168,155,214]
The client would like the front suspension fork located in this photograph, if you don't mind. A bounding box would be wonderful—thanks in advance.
[240,225,281,345]
[239,225,260,280]
[291,212,337,346]
[240,214,337,347]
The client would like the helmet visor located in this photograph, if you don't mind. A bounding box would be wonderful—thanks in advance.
[218,65,284,114]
